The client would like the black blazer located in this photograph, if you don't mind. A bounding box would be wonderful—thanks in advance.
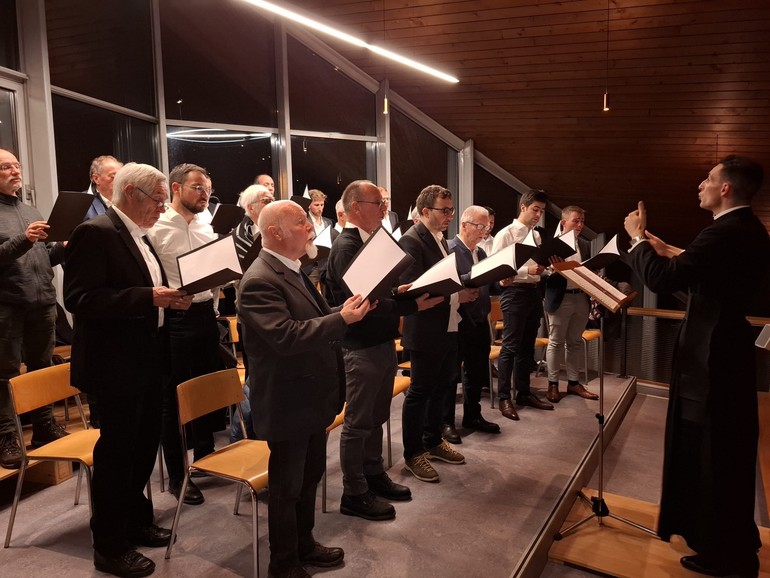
[544,237,591,314]
[64,208,169,397]
[398,221,452,352]
[238,251,347,441]
[448,237,490,324]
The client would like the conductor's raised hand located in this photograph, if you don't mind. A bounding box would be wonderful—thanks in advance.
[624,201,647,238]
[645,230,684,259]
[340,294,372,325]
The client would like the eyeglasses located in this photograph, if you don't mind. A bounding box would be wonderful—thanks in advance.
[427,206,455,216]
[258,197,273,205]
[133,186,166,208]
[0,162,21,172]
[357,199,387,208]
[463,221,491,231]
[188,184,212,197]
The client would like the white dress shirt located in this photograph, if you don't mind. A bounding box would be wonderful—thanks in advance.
[492,219,542,284]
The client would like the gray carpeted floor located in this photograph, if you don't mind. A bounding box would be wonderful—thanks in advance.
[0,375,669,577]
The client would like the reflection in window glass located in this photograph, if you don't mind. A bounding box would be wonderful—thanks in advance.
[390,108,449,222]
[45,0,155,115]
[473,166,521,237]
[0,89,18,152]
[167,127,274,205]
[52,95,157,192]
[0,0,19,70]
[288,36,375,136]
[161,0,276,126]
[290,137,370,221]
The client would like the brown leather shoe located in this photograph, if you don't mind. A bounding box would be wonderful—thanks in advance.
[546,383,562,403]
[566,383,599,400]
[499,399,519,421]
[516,392,554,411]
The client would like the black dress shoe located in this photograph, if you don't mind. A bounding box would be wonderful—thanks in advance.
[366,472,412,501]
[94,549,155,578]
[516,392,554,411]
[499,399,519,421]
[340,490,396,521]
[441,423,462,444]
[298,542,344,568]
[128,524,172,548]
[169,479,205,505]
[31,420,69,448]
[462,416,501,434]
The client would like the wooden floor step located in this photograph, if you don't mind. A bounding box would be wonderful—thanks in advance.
[550,488,770,577]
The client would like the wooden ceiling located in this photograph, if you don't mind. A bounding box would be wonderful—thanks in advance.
[291,0,770,246]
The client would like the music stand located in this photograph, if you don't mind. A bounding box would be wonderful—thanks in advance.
[554,309,656,540]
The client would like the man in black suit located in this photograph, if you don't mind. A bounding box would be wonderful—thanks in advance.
[442,205,501,443]
[543,206,598,402]
[83,155,123,221]
[325,180,442,520]
[398,185,477,483]
[64,162,192,578]
[624,155,770,578]
[238,199,371,578]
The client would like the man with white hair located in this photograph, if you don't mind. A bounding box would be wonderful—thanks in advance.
[234,183,273,263]
[65,162,192,577]
[238,199,371,578]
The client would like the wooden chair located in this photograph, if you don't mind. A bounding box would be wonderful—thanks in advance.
[490,297,504,345]
[386,376,410,467]
[4,363,99,548]
[321,405,345,513]
[581,329,601,384]
[165,369,270,578]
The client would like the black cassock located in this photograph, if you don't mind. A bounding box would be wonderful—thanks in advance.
[630,207,770,563]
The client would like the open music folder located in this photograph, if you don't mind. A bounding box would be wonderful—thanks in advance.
[465,243,538,287]
[531,228,577,265]
[398,252,462,299]
[551,261,636,313]
[45,191,95,242]
[209,203,245,235]
[177,235,243,295]
[341,226,414,301]
[580,234,621,270]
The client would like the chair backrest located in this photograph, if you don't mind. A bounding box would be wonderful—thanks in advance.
[8,363,79,415]
[176,368,244,426]
[489,297,503,325]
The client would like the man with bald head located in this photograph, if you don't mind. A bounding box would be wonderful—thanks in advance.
[325,180,442,520]
[238,199,372,578]
[254,173,276,197]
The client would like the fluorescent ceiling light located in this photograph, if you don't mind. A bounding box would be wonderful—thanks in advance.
[167,128,272,143]
[244,0,459,84]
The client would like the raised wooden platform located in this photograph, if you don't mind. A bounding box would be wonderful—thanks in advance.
[550,488,770,576]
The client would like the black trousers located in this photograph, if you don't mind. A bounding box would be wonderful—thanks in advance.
[402,338,458,458]
[443,318,491,424]
[498,284,542,401]
[266,431,326,573]
[161,301,222,485]
[91,367,163,557]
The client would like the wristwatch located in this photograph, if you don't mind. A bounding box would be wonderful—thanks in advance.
[630,235,644,247]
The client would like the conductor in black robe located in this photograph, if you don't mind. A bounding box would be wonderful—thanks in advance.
[624,155,770,577]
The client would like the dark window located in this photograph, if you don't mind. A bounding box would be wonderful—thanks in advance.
[288,35,375,136]
[390,107,449,221]
[161,0,276,127]
[52,95,157,192]
[167,126,273,205]
[0,0,19,70]
[473,166,522,237]
[46,0,155,115]
[290,136,370,220]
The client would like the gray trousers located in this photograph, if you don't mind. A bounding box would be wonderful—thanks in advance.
[340,341,397,496]
[546,292,590,382]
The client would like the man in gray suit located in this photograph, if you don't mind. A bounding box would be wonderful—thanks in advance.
[238,200,371,578]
